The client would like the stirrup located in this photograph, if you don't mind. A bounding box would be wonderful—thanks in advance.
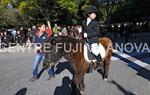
[97,61,104,72]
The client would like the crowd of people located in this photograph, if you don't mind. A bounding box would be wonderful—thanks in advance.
[109,21,149,37]
[52,24,82,39]
[0,24,84,49]
[0,20,149,49]
[0,27,35,48]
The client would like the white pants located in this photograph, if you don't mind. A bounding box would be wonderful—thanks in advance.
[91,43,105,58]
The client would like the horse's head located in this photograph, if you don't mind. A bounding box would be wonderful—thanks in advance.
[42,36,65,68]
[45,36,58,47]
[44,36,63,55]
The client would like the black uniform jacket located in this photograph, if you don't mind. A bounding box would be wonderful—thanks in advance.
[82,19,101,44]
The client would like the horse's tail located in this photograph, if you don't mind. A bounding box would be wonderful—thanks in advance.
[98,37,113,79]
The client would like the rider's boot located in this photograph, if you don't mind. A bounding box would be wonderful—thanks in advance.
[87,63,93,73]
[95,54,103,69]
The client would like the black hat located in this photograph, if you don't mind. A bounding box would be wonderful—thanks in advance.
[85,6,98,15]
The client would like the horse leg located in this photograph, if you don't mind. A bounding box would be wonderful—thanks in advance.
[79,77,85,94]
[72,72,85,95]
[71,74,81,95]
[71,80,78,95]
[103,58,111,81]
[76,71,86,95]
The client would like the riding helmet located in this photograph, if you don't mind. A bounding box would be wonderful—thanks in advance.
[85,5,98,15]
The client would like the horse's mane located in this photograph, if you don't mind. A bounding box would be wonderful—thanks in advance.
[56,36,83,43]
[45,36,83,44]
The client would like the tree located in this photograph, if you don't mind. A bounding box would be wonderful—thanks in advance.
[56,0,91,24]
[111,0,150,22]
[0,0,32,28]
[57,0,125,24]
[93,0,126,23]
[16,0,61,27]
[56,0,80,15]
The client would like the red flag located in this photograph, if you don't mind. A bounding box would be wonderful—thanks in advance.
[46,27,52,37]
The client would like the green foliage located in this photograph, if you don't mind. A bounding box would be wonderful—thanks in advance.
[0,0,18,8]
[57,0,79,15]
[0,0,34,28]
[0,0,150,28]
[0,7,22,28]
[18,1,28,14]
[0,0,11,7]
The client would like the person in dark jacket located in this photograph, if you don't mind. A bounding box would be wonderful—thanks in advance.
[82,6,102,69]
[31,23,55,81]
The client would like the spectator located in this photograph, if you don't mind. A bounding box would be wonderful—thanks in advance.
[61,26,68,36]
[2,31,9,47]
[26,28,35,47]
[11,28,17,43]
[53,23,58,37]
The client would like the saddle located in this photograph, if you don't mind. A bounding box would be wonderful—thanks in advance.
[84,43,105,63]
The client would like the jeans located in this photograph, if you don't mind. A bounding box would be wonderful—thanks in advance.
[33,53,55,78]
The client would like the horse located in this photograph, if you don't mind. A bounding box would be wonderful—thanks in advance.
[41,36,113,94]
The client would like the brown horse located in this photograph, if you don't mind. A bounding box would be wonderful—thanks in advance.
[42,36,113,94]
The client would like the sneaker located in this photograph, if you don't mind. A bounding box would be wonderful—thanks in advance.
[47,76,55,81]
[30,76,38,81]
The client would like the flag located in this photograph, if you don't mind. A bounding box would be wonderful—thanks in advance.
[47,27,52,37]
[46,20,53,37]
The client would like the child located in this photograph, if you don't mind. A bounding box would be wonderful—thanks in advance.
[82,6,102,69]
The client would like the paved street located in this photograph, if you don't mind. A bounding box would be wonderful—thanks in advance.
[0,44,150,95]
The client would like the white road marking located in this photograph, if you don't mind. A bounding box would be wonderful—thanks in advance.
[112,49,149,68]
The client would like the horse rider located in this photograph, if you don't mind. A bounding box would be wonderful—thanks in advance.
[82,5,103,69]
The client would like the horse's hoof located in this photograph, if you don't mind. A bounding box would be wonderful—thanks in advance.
[80,91,84,95]
[104,78,108,81]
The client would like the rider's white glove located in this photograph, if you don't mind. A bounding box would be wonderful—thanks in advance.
[84,33,87,38]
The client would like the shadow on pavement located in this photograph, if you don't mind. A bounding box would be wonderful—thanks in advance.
[108,80,135,95]
[55,62,75,75]
[15,88,27,95]
[55,62,82,95]
[54,76,72,95]
[37,67,47,79]
[54,76,81,95]
[137,67,150,81]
